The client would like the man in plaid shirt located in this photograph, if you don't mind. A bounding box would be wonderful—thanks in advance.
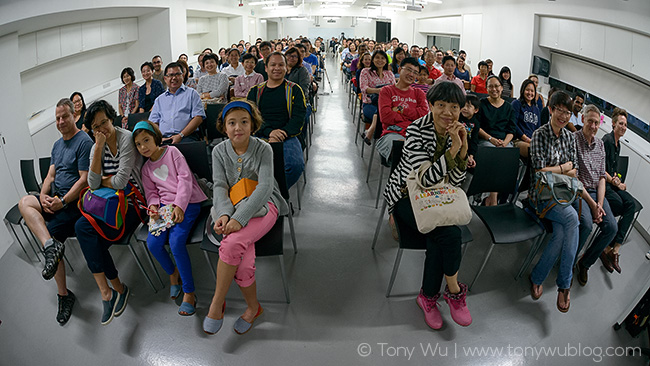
[573,104,617,286]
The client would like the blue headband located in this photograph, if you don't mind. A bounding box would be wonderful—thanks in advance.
[221,101,253,121]
[132,121,156,139]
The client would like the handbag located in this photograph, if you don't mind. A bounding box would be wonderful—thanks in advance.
[78,182,146,241]
[406,161,473,234]
[530,171,584,218]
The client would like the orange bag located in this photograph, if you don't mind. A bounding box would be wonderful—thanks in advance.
[229,178,258,206]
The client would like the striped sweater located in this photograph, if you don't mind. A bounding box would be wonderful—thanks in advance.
[383,112,468,213]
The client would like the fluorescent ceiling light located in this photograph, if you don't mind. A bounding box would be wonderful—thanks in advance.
[248,0,278,5]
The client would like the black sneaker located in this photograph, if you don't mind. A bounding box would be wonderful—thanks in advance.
[114,284,130,317]
[42,238,65,280]
[57,290,76,326]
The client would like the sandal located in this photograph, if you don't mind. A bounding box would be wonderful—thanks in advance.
[203,301,226,335]
[179,295,197,316]
[170,285,182,300]
[233,303,264,335]
[556,288,570,313]
[529,275,542,300]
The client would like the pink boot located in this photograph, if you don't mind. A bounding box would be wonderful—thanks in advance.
[416,289,443,330]
[443,282,472,326]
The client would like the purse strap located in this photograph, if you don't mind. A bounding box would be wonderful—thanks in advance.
[77,187,128,242]
[414,160,449,190]
[544,171,581,207]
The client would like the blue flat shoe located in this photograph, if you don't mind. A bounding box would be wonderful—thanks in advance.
[170,285,182,300]
[114,284,130,317]
[233,304,263,335]
[179,295,197,316]
[203,301,225,335]
[101,289,118,325]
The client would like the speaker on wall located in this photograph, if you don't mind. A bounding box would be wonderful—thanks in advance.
[532,56,550,77]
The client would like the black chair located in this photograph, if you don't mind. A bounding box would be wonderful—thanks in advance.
[465,146,545,290]
[39,157,51,183]
[133,140,214,292]
[21,159,41,193]
[126,112,151,131]
[203,103,227,143]
[371,140,473,297]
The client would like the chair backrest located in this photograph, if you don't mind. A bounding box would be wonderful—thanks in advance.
[618,155,629,183]
[466,146,520,197]
[174,141,212,182]
[39,157,51,182]
[203,103,227,141]
[270,142,290,200]
[126,112,151,131]
[20,159,40,194]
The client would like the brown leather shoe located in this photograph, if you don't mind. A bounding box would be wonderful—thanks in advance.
[557,288,570,313]
[577,261,588,286]
[599,252,614,273]
[529,275,542,300]
[608,251,621,274]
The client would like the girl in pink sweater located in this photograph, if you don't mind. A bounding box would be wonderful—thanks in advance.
[132,121,207,316]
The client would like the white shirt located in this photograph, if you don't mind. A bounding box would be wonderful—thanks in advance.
[221,63,245,78]
[570,112,583,127]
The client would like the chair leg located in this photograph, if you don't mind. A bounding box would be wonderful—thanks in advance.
[296,182,302,211]
[623,211,641,244]
[127,243,158,293]
[469,243,496,291]
[365,142,377,182]
[372,201,388,250]
[287,210,298,254]
[21,223,42,262]
[375,165,385,209]
[7,222,29,258]
[204,251,217,280]
[515,234,546,280]
[278,254,290,304]
[139,240,165,288]
[386,249,404,298]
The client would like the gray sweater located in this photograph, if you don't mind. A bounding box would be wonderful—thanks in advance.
[211,136,289,227]
[88,126,143,190]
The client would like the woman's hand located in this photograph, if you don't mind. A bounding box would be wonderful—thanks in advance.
[214,215,230,235]
[467,155,476,168]
[490,137,503,147]
[94,131,106,147]
[171,205,184,223]
[269,129,287,142]
[224,219,242,235]
[521,134,531,143]
[148,204,160,222]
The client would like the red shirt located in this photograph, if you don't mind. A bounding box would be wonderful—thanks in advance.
[428,65,442,80]
[471,74,488,94]
[378,85,429,138]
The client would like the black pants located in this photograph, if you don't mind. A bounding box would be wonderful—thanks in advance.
[605,184,637,245]
[394,197,462,297]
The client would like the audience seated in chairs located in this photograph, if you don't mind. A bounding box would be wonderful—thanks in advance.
[383,81,472,330]
[132,121,208,316]
[511,79,541,157]
[149,62,206,144]
[477,75,517,206]
[118,67,140,129]
[75,100,145,325]
[138,61,165,113]
[528,90,580,313]
[197,53,229,103]
[375,57,428,161]
[601,107,640,274]
[18,98,93,326]
[573,104,618,287]
[360,50,396,145]
[234,53,264,99]
[203,100,290,336]
[247,52,306,189]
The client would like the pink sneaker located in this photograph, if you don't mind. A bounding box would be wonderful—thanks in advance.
[443,283,472,326]
[416,290,443,330]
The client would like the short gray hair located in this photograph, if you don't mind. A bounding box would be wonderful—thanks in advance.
[583,104,600,117]
[56,98,74,115]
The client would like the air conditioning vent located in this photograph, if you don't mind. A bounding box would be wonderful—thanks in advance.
[406,4,422,11]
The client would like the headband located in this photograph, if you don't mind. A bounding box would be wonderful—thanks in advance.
[221,101,253,121]
[132,121,156,139]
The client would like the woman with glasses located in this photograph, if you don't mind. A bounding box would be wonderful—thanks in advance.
[285,47,310,96]
[75,100,144,325]
[477,75,517,206]
[528,91,580,313]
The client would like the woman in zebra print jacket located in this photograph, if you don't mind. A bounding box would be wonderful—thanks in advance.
[383,81,471,330]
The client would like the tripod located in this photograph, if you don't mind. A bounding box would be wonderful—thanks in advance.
[318,58,333,95]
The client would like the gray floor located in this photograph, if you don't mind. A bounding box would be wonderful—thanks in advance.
[1,55,650,366]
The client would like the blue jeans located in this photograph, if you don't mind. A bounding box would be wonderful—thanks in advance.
[146,202,202,294]
[531,202,579,289]
[574,192,617,268]
[284,137,304,189]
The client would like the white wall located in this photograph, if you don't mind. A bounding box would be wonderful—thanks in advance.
[281,17,373,40]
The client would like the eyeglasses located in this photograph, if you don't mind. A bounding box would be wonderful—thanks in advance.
[401,67,419,75]
[165,72,183,78]
[286,54,298,59]
[553,108,572,117]
[91,118,110,131]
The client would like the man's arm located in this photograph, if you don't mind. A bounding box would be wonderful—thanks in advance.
[40,164,55,196]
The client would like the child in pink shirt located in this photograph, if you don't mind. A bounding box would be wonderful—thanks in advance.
[132,121,207,316]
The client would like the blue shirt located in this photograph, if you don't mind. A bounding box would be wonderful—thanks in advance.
[512,99,541,139]
[51,131,93,196]
[149,84,206,137]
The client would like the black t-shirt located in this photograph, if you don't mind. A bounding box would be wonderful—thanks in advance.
[602,131,619,176]
[477,97,516,140]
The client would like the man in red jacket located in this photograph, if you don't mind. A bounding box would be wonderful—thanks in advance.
[377,57,430,160]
